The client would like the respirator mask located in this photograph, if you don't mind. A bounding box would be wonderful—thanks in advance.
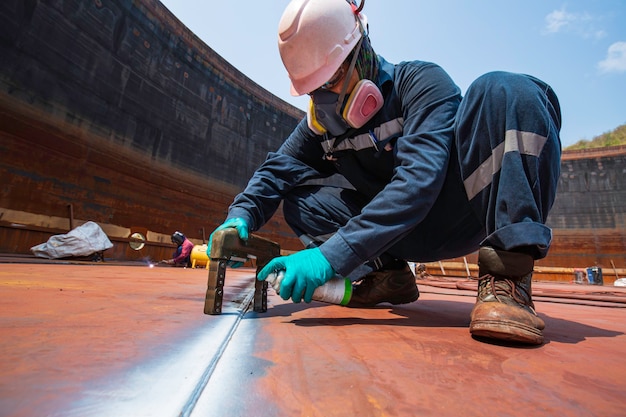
[306,19,383,137]
[308,79,383,137]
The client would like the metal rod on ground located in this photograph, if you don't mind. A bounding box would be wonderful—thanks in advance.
[67,204,74,231]
[463,257,471,278]
[610,260,619,280]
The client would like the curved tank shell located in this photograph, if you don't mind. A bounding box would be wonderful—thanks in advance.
[0,0,623,279]
[0,0,304,260]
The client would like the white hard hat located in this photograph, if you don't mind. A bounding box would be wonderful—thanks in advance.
[278,0,367,96]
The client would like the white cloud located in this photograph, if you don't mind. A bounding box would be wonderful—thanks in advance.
[545,8,576,33]
[544,8,606,40]
[598,41,626,73]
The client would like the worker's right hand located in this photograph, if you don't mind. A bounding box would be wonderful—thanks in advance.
[207,218,249,268]
[257,248,336,303]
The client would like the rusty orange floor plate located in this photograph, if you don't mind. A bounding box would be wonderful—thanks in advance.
[1,263,625,417]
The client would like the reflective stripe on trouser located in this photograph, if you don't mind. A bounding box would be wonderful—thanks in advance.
[454,71,562,259]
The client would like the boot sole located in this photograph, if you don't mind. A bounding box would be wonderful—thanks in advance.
[470,319,544,345]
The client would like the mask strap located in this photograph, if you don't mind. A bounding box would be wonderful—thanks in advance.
[346,0,365,15]
[335,36,363,115]
[335,2,367,114]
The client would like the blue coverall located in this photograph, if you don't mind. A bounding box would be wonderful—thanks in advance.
[227,57,562,280]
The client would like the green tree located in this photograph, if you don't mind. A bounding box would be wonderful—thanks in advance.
[566,123,626,150]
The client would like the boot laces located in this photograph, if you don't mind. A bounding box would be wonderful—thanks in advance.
[480,273,535,310]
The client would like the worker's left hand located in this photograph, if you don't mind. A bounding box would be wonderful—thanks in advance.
[207,218,249,268]
[258,248,335,303]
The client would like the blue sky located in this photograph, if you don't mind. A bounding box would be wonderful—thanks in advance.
[159,1,626,148]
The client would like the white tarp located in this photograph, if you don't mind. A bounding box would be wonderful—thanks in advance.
[31,221,113,259]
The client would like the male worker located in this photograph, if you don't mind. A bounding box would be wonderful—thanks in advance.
[162,231,194,267]
[209,0,561,345]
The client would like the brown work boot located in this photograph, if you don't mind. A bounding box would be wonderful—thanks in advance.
[469,247,545,345]
[347,262,419,308]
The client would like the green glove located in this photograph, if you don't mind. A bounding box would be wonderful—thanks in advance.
[258,248,335,303]
[207,218,249,268]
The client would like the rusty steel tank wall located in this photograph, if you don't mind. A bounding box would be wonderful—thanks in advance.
[543,146,626,269]
[549,146,626,230]
[0,0,624,269]
[0,0,304,258]
[1,0,303,185]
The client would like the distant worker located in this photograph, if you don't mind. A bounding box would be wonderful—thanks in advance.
[209,0,561,345]
[162,231,194,267]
